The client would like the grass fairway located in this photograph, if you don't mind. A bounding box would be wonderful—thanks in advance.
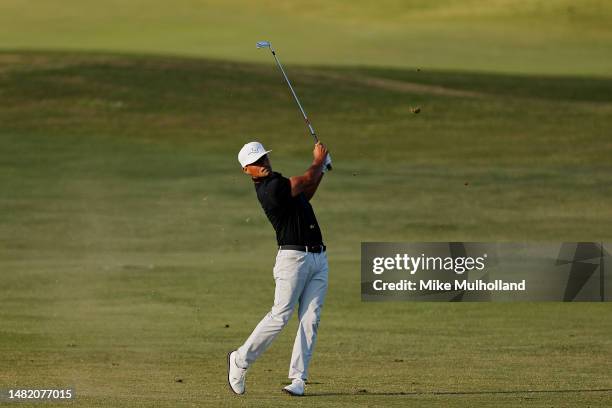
[1,0,612,75]
[1,51,612,407]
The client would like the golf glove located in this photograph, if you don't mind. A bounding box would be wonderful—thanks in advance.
[322,153,332,173]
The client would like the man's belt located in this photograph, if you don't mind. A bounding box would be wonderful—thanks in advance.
[278,244,326,253]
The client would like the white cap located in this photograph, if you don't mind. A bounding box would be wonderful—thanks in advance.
[238,141,271,167]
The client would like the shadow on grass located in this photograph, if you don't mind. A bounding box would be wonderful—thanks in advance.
[303,388,612,397]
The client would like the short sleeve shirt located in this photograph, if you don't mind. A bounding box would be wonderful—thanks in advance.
[254,172,323,246]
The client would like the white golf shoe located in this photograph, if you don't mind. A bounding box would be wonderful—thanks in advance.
[227,351,247,395]
[283,378,305,396]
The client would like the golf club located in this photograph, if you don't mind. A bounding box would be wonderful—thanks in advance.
[257,40,332,171]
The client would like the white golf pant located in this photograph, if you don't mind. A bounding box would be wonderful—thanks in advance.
[236,249,328,381]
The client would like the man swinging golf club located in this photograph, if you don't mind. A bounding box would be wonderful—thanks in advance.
[228,140,332,396]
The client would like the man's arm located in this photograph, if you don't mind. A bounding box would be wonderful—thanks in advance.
[303,172,323,201]
[289,143,328,198]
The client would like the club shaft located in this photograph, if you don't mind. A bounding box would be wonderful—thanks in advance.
[270,50,318,143]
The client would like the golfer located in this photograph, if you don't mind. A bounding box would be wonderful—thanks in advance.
[228,141,331,396]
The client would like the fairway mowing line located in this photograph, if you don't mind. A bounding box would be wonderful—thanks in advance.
[343,75,612,110]
[298,70,485,98]
[305,388,612,397]
[296,68,612,110]
[349,75,485,98]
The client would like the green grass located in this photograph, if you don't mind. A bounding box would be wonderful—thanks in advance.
[0,0,611,75]
[1,51,611,407]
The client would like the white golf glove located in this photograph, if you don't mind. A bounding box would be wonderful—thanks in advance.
[321,153,332,173]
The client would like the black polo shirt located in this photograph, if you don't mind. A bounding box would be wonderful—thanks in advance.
[254,172,323,246]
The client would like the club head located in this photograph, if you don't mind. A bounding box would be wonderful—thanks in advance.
[256,41,271,49]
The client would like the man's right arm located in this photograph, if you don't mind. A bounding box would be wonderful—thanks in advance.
[289,143,328,197]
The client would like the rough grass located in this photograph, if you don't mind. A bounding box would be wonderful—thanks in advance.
[0,52,611,407]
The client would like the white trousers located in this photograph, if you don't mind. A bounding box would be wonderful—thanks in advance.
[236,249,329,381]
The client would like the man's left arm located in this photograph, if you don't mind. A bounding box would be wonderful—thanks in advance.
[303,153,332,201]
[303,172,323,201]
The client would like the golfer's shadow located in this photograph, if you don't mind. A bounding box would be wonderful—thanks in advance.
[301,388,612,397]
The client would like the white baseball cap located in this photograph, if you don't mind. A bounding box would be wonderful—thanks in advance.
[238,141,271,167]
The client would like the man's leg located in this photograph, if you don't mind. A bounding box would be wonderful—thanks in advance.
[236,250,309,368]
[288,252,329,380]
